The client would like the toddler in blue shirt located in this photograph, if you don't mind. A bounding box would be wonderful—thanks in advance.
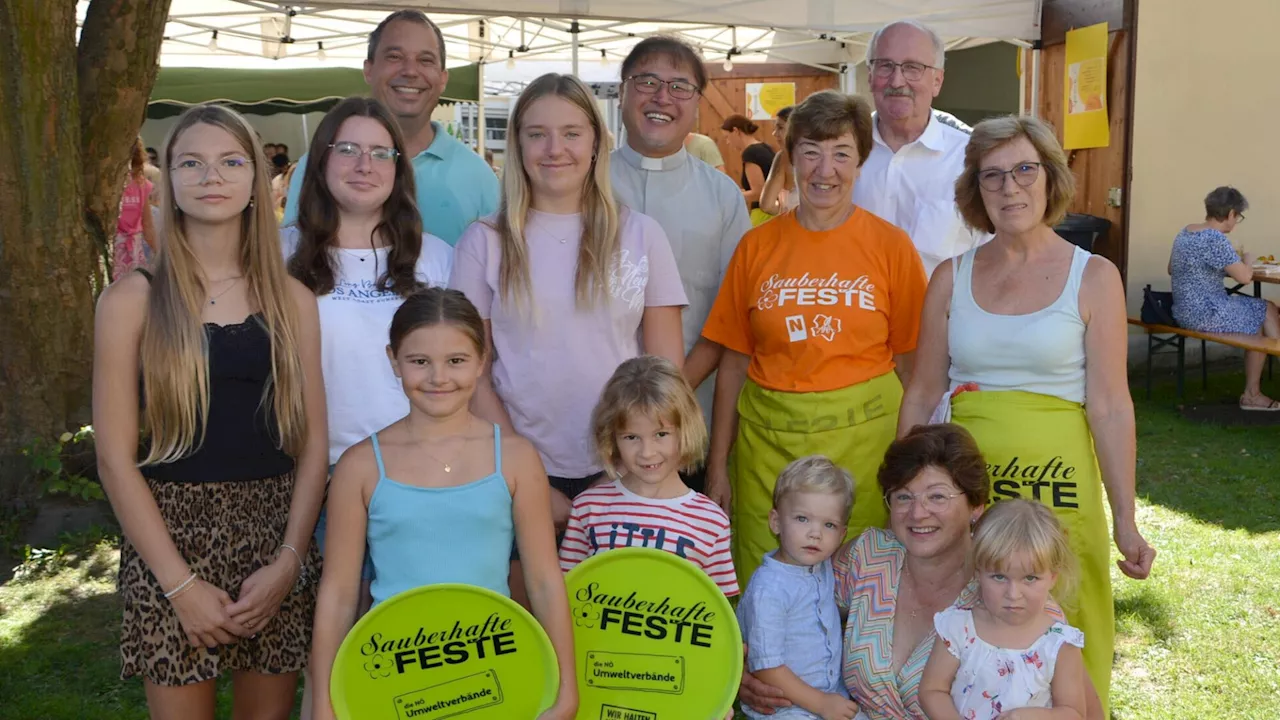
[737,456,858,720]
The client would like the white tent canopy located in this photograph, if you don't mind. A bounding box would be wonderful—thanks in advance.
[99,0,1038,80]
[326,0,1042,40]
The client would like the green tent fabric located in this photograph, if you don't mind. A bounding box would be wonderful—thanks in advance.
[147,65,479,119]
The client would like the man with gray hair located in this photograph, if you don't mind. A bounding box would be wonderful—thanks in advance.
[853,20,989,277]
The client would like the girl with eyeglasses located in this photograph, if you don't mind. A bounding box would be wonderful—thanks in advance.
[283,96,454,620]
[93,104,326,717]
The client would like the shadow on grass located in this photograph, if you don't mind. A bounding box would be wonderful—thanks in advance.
[0,544,300,719]
[0,585,148,720]
[1113,586,1177,646]
[1131,365,1280,535]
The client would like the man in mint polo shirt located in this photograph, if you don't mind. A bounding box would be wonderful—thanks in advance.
[283,10,498,245]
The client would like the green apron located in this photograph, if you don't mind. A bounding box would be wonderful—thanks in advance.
[951,390,1114,713]
[730,372,902,589]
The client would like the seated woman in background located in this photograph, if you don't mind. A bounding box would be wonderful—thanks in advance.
[1168,186,1280,410]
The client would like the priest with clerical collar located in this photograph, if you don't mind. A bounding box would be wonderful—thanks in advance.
[610,36,754,430]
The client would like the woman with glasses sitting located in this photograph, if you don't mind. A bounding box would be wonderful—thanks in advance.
[897,115,1155,715]
[741,425,1108,720]
[282,96,454,628]
[1167,186,1280,410]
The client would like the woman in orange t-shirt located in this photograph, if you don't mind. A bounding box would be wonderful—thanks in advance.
[702,91,927,587]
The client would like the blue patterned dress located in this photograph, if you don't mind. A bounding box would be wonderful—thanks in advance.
[1170,227,1267,333]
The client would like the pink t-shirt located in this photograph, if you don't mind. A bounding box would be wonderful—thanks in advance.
[451,208,687,477]
[117,178,152,235]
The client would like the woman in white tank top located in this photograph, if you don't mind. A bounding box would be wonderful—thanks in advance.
[898,116,1154,719]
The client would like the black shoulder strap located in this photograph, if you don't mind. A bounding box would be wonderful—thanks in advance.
[135,268,153,283]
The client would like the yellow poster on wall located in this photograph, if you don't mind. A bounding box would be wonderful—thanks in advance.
[1063,22,1110,149]
[746,82,796,120]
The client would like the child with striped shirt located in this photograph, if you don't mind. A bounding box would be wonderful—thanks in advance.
[558,355,738,597]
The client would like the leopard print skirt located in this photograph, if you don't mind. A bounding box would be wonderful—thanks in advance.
[118,473,322,686]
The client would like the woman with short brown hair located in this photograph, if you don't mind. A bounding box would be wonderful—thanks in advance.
[741,424,1103,719]
[898,114,1154,713]
[703,90,927,589]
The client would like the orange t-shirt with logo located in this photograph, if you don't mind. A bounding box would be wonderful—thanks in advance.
[701,209,927,393]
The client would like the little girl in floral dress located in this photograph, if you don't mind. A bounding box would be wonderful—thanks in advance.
[920,499,1087,720]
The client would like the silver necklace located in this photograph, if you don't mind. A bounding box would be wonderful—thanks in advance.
[338,246,379,262]
[207,276,242,306]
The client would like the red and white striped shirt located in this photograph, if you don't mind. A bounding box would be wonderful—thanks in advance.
[559,480,739,596]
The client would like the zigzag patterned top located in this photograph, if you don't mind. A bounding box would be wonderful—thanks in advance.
[834,528,979,719]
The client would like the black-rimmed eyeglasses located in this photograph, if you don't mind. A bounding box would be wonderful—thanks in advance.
[625,74,700,101]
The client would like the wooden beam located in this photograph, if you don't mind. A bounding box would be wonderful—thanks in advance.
[705,62,836,81]
[1040,0,1134,46]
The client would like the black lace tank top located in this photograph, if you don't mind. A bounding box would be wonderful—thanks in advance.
[138,275,295,483]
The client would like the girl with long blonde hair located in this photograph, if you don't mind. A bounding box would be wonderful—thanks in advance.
[449,73,687,600]
[93,104,327,719]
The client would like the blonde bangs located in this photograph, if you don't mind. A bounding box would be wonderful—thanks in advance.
[592,356,706,475]
[971,499,1079,607]
[498,74,620,315]
[773,456,854,518]
[140,105,307,465]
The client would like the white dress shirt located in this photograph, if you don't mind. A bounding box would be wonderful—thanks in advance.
[852,111,990,278]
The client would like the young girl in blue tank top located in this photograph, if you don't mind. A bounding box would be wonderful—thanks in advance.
[308,287,578,720]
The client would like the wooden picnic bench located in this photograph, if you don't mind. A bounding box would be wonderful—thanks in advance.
[1129,318,1280,399]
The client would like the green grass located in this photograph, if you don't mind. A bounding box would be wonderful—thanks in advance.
[1113,367,1280,719]
[1,365,1277,719]
[0,540,294,718]
[0,539,154,718]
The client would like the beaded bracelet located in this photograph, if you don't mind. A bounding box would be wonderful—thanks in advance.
[163,572,197,599]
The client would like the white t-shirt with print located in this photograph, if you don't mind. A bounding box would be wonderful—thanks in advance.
[281,226,454,464]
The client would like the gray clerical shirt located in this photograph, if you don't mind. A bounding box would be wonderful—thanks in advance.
[611,143,753,422]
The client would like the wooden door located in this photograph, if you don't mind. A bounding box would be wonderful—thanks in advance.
[1029,0,1136,283]
[696,64,840,185]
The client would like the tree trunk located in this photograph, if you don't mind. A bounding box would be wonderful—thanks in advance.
[0,0,169,508]
[78,0,171,271]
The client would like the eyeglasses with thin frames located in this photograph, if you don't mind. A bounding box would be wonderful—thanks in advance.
[169,156,254,186]
[977,162,1042,192]
[868,59,937,82]
[625,74,700,101]
[884,489,966,513]
[328,142,399,163]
